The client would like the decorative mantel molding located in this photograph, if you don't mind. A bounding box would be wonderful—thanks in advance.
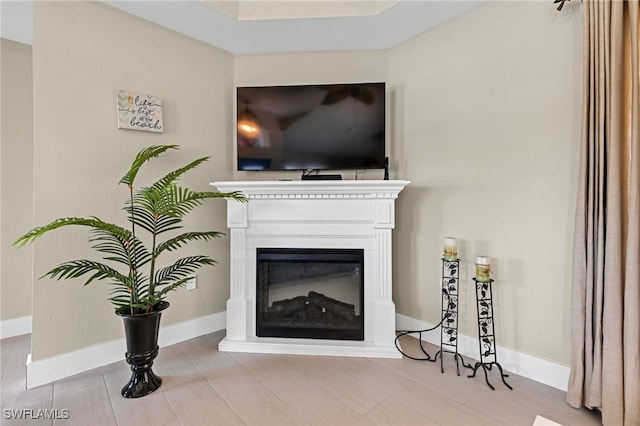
[214,180,409,200]
[211,180,410,358]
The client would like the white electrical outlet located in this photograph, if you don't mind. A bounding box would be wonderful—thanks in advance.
[185,275,197,291]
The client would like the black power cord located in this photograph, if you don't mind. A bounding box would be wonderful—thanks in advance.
[394,295,454,361]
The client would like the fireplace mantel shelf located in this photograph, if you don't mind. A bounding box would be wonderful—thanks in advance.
[211,179,409,359]
[213,180,409,199]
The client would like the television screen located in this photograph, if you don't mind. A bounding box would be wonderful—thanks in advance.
[236,83,385,171]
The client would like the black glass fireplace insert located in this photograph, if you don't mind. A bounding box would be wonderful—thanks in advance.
[256,248,364,341]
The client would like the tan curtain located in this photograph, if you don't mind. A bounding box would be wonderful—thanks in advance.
[567,1,640,425]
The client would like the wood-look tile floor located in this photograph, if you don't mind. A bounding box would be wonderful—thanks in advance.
[1,332,601,426]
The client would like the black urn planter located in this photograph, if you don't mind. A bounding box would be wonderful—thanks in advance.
[117,301,169,398]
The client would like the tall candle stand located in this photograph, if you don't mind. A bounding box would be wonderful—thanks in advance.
[429,258,471,375]
[468,277,512,390]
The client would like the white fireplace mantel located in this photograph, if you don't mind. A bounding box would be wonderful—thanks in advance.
[211,180,409,358]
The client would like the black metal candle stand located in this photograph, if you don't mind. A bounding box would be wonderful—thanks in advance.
[428,258,472,375]
[467,278,512,390]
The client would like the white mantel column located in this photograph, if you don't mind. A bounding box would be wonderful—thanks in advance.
[225,198,249,341]
[373,199,396,347]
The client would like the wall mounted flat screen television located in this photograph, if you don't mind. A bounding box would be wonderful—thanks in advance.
[236,82,385,171]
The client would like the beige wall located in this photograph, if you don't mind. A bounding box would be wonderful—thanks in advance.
[24,0,583,366]
[30,2,234,359]
[1,39,34,323]
[389,1,582,363]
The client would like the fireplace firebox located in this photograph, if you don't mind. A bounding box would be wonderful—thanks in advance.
[256,248,364,341]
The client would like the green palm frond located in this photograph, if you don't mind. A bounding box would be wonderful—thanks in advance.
[130,207,182,235]
[109,297,130,308]
[155,231,223,256]
[109,296,148,314]
[119,145,178,187]
[153,277,191,301]
[44,260,129,287]
[136,187,247,219]
[107,273,145,295]
[135,185,201,219]
[151,157,210,190]
[154,256,216,288]
[124,202,183,236]
[13,217,130,248]
[126,205,183,235]
[196,190,248,203]
[129,185,241,237]
[89,229,151,268]
[109,288,144,309]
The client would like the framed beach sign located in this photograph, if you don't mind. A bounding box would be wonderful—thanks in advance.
[116,89,163,133]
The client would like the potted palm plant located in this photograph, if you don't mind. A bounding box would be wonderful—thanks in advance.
[13,145,246,398]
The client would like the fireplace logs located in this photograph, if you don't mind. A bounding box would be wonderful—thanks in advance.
[268,295,308,317]
[266,291,356,324]
[307,291,356,321]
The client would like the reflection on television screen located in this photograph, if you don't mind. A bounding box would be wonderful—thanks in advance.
[236,83,386,172]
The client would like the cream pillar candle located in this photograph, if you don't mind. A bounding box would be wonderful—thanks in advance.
[443,237,458,260]
[475,256,491,282]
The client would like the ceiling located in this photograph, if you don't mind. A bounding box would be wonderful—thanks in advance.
[1,0,484,54]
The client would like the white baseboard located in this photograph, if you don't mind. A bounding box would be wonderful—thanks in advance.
[395,313,570,392]
[24,311,569,392]
[26,311,226,389]
[27,335,126,389]
[0,315,32,339]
